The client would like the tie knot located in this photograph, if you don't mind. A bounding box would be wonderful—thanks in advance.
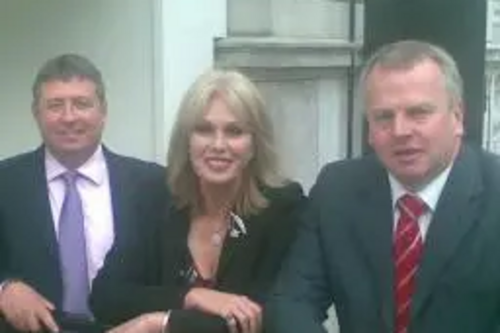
[398,194,426,219]
[61,171,79,184]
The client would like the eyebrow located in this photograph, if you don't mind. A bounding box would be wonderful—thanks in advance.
[406,103,435,110]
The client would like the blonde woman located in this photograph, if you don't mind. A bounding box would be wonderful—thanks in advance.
[90,69,305,333]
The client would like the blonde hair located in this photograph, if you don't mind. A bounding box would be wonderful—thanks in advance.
[167,69,285,216]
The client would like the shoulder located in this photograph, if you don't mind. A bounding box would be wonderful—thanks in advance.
[313,154,383,193]
[475,146,500,172]
[104,149,166,182]
[104,150,168,205]
[318,154,379,181]
[250,182,306,231]
[471,145,500,188]
[0,149,39,167]
[105,150,164,173]
[0,149,40,176]
[262,181,305,210]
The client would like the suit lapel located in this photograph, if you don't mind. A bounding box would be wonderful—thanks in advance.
[160,205,190,283]
[351,157,395,332]
[412,145,483,318]
[103,148,128,235]
[22,148,64,302]
[217,214,251,279]
[31,148,61,270]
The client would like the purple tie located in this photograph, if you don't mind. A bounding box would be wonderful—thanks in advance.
[58,171,90,316]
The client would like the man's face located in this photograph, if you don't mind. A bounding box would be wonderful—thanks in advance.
[365,59,464,190]
[33,77,106,166]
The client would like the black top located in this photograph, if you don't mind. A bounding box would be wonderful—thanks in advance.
[90,181,305,333]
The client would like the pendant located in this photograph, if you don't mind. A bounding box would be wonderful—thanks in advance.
[211,232,223,247]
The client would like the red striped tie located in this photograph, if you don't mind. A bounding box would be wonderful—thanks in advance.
[394,194,426,333]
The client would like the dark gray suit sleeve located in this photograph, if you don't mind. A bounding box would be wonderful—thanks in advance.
[265,171,334,333]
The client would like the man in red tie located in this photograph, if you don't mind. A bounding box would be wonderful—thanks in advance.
[266,40,500,333]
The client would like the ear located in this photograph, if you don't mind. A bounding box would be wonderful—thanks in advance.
[240,141,254,169]
[452,100,465,137]
[31,101,38,116]
[99,102,108,126]
[245,145,255,164]
[31,104,41,123]
[367,123,375,148]
[101,100,108,114]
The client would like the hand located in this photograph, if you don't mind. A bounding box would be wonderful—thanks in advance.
[184,288,262,333]
[106,312,166,333]
[0,281,59,332]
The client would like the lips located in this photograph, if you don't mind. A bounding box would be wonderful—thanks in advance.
[55,130,85,143]
[59,132,81,138]
[393,148,422,163]
[205,157,233,170]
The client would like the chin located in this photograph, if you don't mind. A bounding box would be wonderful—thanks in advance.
[395,172,429,189]
[201,172,240,186]
[205,178,235,186]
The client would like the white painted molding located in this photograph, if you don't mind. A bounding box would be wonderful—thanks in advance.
[216,37,361,69]
[487,47,500,66]
[152,0,166,163]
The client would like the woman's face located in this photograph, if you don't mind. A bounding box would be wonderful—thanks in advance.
[189,95,254,188]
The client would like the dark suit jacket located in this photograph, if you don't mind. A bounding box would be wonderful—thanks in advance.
[266,145,500,333]
[89,181,305,333]
[0,146,165,331]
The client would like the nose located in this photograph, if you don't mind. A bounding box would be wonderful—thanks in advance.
[59,102,78,122]
[392,114,412,137]
[211,131,227,150]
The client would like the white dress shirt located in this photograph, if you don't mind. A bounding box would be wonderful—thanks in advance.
[45,146,115,285]
[388,164,453,241]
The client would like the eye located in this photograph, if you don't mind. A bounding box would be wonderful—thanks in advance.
[371,109,394,124]
[225,124,245,137]
[72,97,95,111]
[193,123,213,134]
[407,105,434,119]
[45,100,64,113]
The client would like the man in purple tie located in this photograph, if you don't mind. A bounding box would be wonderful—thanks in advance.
[266,40,500,333]
[0,54,165,332]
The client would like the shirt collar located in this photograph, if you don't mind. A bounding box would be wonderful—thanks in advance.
[45,145,106,185]
[388,163,453,213]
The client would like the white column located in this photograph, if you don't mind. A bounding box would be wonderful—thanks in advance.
[153,0,227,163]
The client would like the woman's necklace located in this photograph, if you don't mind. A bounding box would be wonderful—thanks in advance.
[211,229,225,247]
[210,215,231,247]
